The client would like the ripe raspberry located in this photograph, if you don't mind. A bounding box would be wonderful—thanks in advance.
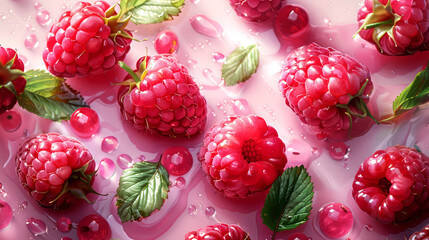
[184,223,251,240]
[229,0,284,22]
[357,0,429,55]
[278,43,374,140]
[15,132,97,209]
[117,54,207,137]
[410,224,429,240]
[0,47,26,114]
[352,146,429,223]
[43,1,132,77]
[198,115,287,198]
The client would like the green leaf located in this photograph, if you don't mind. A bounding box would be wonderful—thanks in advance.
[392,62,429,115]
[116,161,170,223]
[261,165,314,238]
[17,70,88,121]
[221,44,260,86]
[120,0,185,25]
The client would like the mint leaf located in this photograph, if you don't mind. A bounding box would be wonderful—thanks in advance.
[116,161,170,223]
[222,44,259,86]
[392,63,429,115]
[17,70,88,121]
[261,165,314,238]
[120,0,185,25]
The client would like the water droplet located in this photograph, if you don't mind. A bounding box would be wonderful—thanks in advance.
[286,139,312,163]
[34,2,42,10]
[364,224,373,232]
[117,154,132,169]
[22,129,29,138]
[0,109,21,132]
[0,200,13,230]
[20,55,29,66]
[175,177,186,189]
[0,183,6,197]
[203,68,213,79]
[329,142,349,160]
[99,158,116,179]
[231,99,252,116]
[187,59,197,68]
[36,9,51,26]
[19,201,28,210]
[26,217,47,236]
[188,205,197,215]
[212,52,225,62]
[101,136,118,153]
[161,147,193,176]
[190,0,200,3]
[55,217,72,232]
[0,13,5,21]
[24,34,39,49]
[205,206,216,218]
[189,15,223,38]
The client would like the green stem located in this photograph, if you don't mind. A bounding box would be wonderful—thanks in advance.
[363,19,394,30]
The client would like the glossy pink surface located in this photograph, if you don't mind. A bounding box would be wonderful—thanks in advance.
[0,0,428,239]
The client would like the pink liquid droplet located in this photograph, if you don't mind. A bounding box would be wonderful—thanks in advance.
[55,217,72,232]
[187,59,197,68]
[329,142,348,160]
[319,202,353,238]
[24,34,39,49]
[190,0,200,4]
[26,217,47,236]
[161,147,193,176]
[77,214,111,240]
[203,68,213,79]
[0,200,13,230]
[101,136,118,153]
[154,30,179,54]
[188,205,197,215]
[205,206,216,218]
[36,10,51,27]
[175,177,186,188]
[117,154,133,169]
[1,109,21,132]
[231,99,252,115]
[99,158,116,179]
[34,2,42,10]
[212,52,225,62]
[286,139,312,163]
[70,107,100,138]
[189,15,223,38]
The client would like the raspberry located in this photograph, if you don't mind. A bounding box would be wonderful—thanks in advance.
[410,224,429,240]
[352,146,429,223]
[278,43,374,140]
[43,1,132,77]
[0,47,26,114]
[198,115,287,198]
[229,0,285,22]
[15,133,97,209]
[117,54,207,138]
[357,0,429,55]
[184,223,251,240]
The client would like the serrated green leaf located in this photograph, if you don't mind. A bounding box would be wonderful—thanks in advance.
[261,165,314,238]
[392,63,429,115]
[222,44,259,86]
[17,70,88,121]
[120,0,185,25]
[116,161,170,223]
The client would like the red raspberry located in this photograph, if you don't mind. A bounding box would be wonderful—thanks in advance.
[357,0,429,55]
[198,115,287,198]
[0,47,26,114]
[43,1,132,77]
[410,224,429,240]
[352,146,429,223]
[278,43,373,140]
[229,0,284,22]
[117,54,207,137]
[184,223,251,240]
[15,133,97,209]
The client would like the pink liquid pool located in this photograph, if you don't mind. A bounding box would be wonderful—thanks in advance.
[0,0,428,239]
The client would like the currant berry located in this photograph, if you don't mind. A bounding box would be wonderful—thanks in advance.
[275,5,309,40]
[319,202,353,238]
[77,214,111,240]
[70,107,100,138]
[161,146,193,176]
[0,109,22,132]
[288,232,309,240]
[154,30,179,54]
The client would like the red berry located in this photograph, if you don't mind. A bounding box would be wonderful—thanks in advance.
[0,47,26,114]
[77,214,111,240]
[184,223,251,240]
[357,0,429,55]
[352,145,429,223]
[55,217,72,232]
[199,115,287,198]
[154,30,179,54]
[161,146,193,176]
[43,1,132,77]
[0,200,13,230]
[229,0,284,22]
[0,109,22,132]
[275,5,309,40]
[70,107,100,138]
[117,54,207,138]
[15,133,97,209]
[410,224,429,240]
[319,202,353,238]
[288,233,309,240]
[278,43,373,140]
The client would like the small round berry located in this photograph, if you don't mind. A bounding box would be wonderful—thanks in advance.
[154,30,179,54]
[288,233,309,240]
[319,202,353,238]
[275,5,309,40]
[77,214,111,240]
[161,146,193,176]
[55,217,72,232]
[70,107,100,138]
[0,109,22,132]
